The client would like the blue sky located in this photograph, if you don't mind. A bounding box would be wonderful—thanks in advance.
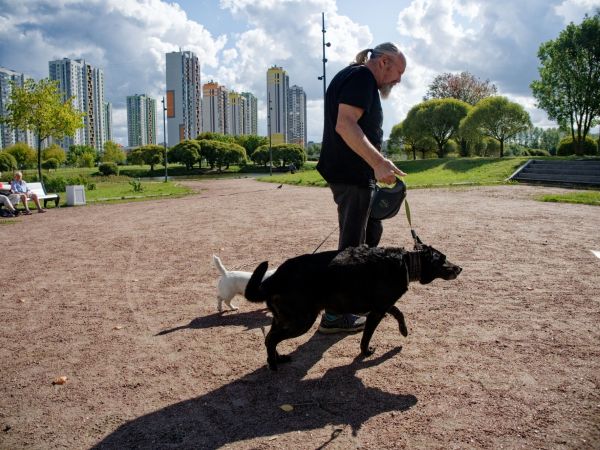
[1,0,599,146]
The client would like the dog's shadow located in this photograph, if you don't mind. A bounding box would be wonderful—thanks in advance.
[93,327,417,449]
[155,307,272,335]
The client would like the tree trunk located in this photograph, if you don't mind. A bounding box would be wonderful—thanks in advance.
[37,135,43,187]
[500,138,504,157]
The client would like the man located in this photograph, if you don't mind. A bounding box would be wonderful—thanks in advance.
[0,172,20,217]
[316,42,407,333]
[11,171,46,214]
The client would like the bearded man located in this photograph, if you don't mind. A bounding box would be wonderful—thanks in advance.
[316,42,408,333]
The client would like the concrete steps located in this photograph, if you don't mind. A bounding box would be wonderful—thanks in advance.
[510,160,600,187]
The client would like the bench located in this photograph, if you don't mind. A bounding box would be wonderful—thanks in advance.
[0,181,60,208]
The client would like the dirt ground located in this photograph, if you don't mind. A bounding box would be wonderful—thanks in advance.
[0,178,599,450]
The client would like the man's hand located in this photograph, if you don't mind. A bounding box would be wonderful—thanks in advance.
[374,158,406,185]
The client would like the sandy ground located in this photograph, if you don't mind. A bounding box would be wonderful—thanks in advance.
[0,178,599,450]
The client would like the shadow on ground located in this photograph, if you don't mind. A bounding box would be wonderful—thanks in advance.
[95,320,417,449]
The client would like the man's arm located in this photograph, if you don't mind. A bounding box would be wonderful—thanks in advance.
[335,103,406,184]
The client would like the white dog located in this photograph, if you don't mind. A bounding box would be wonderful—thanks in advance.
[213,255,276,312]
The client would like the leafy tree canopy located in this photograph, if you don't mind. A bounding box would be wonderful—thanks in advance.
[0,78,84,184]
[530,13,600,152]
[460,96,532,157]
[424,71,498,105]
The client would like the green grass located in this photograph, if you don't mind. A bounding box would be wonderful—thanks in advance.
[259,157,530,188]
[537,191,600,206]
[83,180,192,204]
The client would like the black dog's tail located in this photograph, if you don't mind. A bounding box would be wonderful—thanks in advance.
[245,261,269,303]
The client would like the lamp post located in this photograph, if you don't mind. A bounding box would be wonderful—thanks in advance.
[267,91,273,176]
[161,96,168,182]
[317,12,331,101]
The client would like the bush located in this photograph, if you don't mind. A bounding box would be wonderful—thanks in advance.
[0,152,18,172]
[98,162,119,176]
[42,175,67,193]
[42,158,59,170]
[557,136,597,156]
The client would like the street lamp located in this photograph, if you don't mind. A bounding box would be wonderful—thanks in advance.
[317,12,331,101]
[161,96,168,182]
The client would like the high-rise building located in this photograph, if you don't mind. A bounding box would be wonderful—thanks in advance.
[49,58,106,152]
[0,66,35,149]
[201,81,227,134]
[241,92,258,135]
[165,50,201,147]
[227,92,246,137]
[287,85,307,148]
[127,94,157,147]
[266,66,289,145]
[103,102,113,143]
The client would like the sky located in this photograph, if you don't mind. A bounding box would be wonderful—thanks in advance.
[1,0,599,147]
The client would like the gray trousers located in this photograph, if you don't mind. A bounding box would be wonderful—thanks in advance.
[329,183,382,250]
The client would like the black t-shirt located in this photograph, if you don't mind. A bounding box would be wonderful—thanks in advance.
[317,64,383,186]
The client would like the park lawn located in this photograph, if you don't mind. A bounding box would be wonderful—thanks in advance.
[259,157,530,188]
[68,180,192,205]
[537,190,600,206]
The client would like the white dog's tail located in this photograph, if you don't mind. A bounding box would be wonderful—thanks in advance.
[212,255,228,276]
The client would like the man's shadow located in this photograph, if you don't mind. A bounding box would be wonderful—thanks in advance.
[94,312,417,449]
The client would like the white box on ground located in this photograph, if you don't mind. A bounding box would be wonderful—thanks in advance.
[66,185,86,206]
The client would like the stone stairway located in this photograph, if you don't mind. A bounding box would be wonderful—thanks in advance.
[510,159,600,187]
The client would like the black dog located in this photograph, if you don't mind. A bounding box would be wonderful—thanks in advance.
[245,244,462,370]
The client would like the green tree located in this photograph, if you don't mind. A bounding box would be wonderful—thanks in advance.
[460,96,532,157]
[67,144,97,167]
[4,142,36,169]
[170,139,200,170]
[404,99,470,158]
[272,144,306,168]
[42,143,67,165]
[139,144,164,172]
[196,132,236,143]
[41,158,59,171]
[0,78,84,185]
[127,147,145,166]
[531,13,600,154]
[0,152,18,172]
[221,142,247,170]
[102,141,126,164]
[250,146,270,167]
[234,134,268,156]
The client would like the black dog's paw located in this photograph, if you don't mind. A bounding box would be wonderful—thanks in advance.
[361,346,375,357]
[399,323,408,337]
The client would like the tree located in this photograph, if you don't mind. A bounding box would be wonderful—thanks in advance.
[102,141,126,164]
[0,78,84,185]
[139,145,164,172]
[0,152,18,172]
[531,13,600,154]
[42,143,67,165]
[403,99,470,158]
[170,140,200,170]
[424,71,498,105]
[460,96,532,157]
[234,135,268,156]
[196,132,236,143]
[271,144,306,168]
[3,142,36,169]
[67,144,97,167]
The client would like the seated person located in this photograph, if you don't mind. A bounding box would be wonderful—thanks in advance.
[0,193,20,217]
[0,174,19,217]
[10,171,46,214]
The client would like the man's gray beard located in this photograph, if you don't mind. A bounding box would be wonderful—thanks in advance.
[379,84,393,99]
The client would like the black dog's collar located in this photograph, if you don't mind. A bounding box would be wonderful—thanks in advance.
[408,251,421,282]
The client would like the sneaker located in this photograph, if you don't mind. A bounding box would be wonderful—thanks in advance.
[23,210,32,215]
[38,208,46,213]
[318,313,366,334]
[13,210,20,217]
